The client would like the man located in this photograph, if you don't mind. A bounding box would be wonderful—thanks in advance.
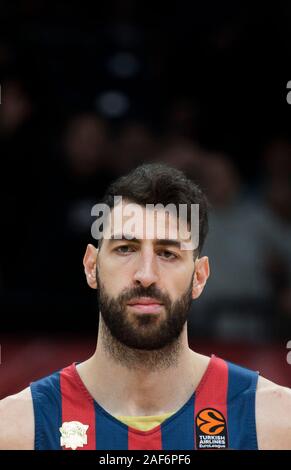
[0,163,291,450]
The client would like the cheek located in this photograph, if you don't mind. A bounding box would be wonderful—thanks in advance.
[166,267,193,300]
[98,260,132,294]
[169,278,188,300]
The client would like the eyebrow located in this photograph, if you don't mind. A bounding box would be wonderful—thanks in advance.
[108,234,181,249]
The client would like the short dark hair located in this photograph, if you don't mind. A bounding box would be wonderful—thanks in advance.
[97,163,209,257]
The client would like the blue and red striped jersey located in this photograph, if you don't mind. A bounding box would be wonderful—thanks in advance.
[30,354,259,450]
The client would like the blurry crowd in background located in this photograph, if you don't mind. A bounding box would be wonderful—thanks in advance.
[0,1,291,342]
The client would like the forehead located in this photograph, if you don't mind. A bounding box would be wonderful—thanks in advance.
[102,199,197,250]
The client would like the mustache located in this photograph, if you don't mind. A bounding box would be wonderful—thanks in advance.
[117,285,170,306]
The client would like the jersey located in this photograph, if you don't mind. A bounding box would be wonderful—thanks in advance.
[30,354,259,450]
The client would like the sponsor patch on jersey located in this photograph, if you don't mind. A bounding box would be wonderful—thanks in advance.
[195,408,228,449]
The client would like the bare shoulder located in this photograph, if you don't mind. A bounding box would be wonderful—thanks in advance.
[0,387,34,450]
[256,375,291,450]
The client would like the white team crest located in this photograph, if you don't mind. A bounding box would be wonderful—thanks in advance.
[59,421,89,450]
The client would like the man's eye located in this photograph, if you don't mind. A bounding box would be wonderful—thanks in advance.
[158,250,177,260]
[114,245,135,254]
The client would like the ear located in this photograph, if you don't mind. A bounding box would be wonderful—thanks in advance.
[83,244,98,289]
[192,256,210,299]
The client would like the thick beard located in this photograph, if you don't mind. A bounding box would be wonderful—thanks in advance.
[96,269,194,370]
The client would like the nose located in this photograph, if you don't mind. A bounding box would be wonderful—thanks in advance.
[133,248,159,288]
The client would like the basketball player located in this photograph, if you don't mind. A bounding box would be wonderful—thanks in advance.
[0,163,290,450]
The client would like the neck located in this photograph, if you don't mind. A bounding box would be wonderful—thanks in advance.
[99,316,184,372]
[76,319,210,416]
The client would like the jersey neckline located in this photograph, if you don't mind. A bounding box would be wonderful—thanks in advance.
[70,354,216,436]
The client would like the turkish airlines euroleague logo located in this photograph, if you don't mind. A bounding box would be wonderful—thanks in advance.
[196,408,228,449]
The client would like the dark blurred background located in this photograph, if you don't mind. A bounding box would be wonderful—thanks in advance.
[1,0,291,395]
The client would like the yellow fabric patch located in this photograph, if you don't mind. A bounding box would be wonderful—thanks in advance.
[115,411,176,431]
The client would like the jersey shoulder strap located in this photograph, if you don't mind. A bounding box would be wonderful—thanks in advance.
[226,358,259,449]
[30,366,64,450]
[194,355,259,450]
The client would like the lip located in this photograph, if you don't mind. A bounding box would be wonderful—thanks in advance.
[127,303,164,313]
[127,297,164,314]
[127,297,163,305]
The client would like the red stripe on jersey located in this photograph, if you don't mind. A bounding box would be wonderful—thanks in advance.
[194,355,228,449]
[128,426,162,450]
[60,363,96,450]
